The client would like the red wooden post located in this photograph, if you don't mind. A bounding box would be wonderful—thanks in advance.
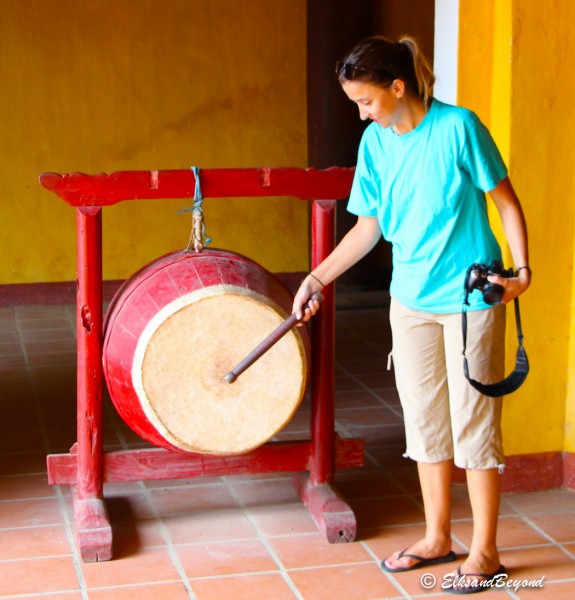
[310,200,337,484]
[293,198,357,543]
[74,207,112,562]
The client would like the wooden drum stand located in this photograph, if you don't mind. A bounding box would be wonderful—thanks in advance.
[39,167,364,562]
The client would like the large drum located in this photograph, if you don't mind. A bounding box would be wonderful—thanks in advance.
[102,249,310,455]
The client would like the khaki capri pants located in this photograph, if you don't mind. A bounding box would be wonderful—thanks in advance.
[389,298,506,470]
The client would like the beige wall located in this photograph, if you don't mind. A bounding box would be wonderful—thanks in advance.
[0,0,308,284]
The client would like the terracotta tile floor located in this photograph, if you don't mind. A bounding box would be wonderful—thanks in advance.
[1,302,574,599]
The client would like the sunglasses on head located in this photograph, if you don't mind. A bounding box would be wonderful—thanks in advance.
[335,61,396,82]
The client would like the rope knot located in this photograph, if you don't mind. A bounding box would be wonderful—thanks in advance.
[182,166,211,253]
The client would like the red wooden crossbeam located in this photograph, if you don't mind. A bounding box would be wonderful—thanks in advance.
[47,438,364,485]
[39,167,355,206]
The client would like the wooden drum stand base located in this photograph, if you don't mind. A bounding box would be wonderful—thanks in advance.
[40,167,363,562]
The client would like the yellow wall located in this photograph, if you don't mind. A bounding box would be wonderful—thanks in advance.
[0,0,308,284]
[458,0,575,455]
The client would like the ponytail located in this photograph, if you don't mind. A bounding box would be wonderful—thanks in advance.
[397,36,435,108]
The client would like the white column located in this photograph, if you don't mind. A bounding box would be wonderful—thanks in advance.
[434,0,460,104]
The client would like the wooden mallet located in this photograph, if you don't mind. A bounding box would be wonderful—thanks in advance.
[225,292,323,383]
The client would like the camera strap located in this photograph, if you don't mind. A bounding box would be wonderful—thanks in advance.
[462,296,529,397]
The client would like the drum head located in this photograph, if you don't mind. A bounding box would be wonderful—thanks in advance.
[131,286,307,455]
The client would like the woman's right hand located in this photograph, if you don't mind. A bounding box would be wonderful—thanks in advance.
[292,274,324,321]
[291,217,381,321]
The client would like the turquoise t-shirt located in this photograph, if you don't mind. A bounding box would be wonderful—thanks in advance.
[347,99,507,313]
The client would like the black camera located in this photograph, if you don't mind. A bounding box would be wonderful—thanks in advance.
[464,260,515,305]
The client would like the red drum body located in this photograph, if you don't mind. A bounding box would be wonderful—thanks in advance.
[102,249,310,455]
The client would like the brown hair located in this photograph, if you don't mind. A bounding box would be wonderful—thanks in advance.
[336,35,435,108]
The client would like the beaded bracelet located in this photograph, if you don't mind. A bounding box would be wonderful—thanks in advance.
[309,273,325,287]
[515,266,531,275]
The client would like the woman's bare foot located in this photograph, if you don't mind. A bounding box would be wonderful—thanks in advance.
[382,538,455,572]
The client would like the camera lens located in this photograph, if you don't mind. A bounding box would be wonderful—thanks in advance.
[482,283,504,305]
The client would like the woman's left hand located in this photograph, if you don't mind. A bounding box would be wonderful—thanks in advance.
[488,268,531,304]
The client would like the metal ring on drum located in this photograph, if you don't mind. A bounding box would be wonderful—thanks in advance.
[102,249,310,455]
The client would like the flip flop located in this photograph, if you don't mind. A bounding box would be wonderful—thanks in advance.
[445,564,507,594]
[381,548,457,573]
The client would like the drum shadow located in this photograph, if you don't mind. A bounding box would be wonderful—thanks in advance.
[105,496,145,559]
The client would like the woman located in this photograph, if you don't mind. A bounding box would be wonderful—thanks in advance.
[293,35,530,594]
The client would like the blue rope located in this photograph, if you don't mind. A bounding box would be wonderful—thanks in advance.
[192,166,202,208]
